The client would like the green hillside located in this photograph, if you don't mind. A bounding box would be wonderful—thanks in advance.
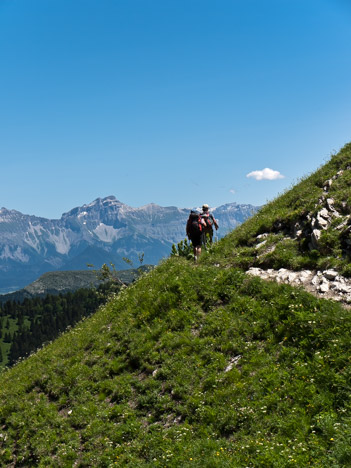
[1,144,351,467]
[208,143,351,276]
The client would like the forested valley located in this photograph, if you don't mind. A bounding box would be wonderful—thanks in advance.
[0,282,115,368]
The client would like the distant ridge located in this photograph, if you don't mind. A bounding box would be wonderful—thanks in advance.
[0,198,258,291]
[0,266,152,304]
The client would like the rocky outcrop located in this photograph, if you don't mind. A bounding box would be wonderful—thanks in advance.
[246,166,351,306]
[306,172,343,249]
[247,267,351,305]
[253,166,351,256]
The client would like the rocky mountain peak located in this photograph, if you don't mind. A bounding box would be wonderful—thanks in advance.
[0,198,258,292]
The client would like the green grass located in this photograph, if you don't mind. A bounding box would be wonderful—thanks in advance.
[205,143,351,274]
[1,143,351,466]
[1,258,351,466]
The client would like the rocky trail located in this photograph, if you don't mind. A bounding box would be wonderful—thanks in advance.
[245,165,351,307]
[247,266,351,307]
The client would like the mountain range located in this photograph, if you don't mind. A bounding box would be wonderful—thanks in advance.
[0,197,258,292]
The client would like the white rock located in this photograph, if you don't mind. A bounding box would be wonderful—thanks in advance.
[317,212,330,229]
[311,275,320,286]
[247,268,262,276]
[225,355,242,372]
[323,179,333,190]
[326,198,335,211]
[311,229,321,248]
[319,280,330,293]
[319,208,330,219]
[326,198,340,216]
[257,233,269,240]
[336,283,351,294]
[323,269,338,280]
[288,272,298,283]
[336,218,349,230]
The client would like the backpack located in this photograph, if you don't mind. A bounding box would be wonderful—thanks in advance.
[201,213,213,228]
[187,211,203,235]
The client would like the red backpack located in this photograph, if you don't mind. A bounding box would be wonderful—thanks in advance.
[187,211,203,235]
[201,213,213,228]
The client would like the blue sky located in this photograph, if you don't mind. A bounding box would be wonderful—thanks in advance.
[1,0,351,219]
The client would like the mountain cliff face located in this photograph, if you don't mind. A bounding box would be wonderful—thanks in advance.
[0,198,258,292]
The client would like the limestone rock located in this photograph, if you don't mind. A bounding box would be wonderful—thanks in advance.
[316,209,330,229]
[257,233,269,240]
[323,179,333,191]
[311,275,320,286]
[311,229,321,248]
[319,280,330,293]
[323,269,338,280]
[246,265,351,306]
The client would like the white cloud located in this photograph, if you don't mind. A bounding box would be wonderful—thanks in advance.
[229,189,236,195]
[246,168,285,181]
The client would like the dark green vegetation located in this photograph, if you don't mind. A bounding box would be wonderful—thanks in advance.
[1,144,351,466]
[0,287,104,369]
[0,266,150,369]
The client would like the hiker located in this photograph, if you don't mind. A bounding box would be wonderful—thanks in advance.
[200,204,219,246]
[186,210,205,261]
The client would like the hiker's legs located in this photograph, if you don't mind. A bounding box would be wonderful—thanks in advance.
[194,245,201,261]
[201,232,207,248]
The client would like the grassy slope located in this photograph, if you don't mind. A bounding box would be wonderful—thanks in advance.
[0,145,351,466]
[207,143,351,275]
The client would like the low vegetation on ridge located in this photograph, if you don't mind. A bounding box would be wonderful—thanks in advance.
[1,144,351,466]
[207,143,351,276]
